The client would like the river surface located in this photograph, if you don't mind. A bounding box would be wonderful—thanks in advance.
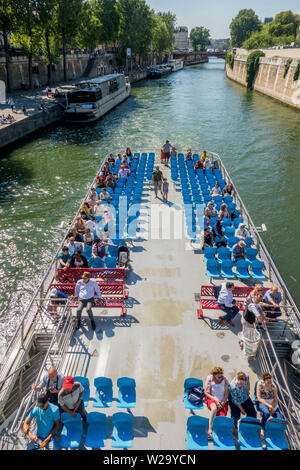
[1,59,300,337]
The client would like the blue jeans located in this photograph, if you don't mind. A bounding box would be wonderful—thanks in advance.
[256,401,281,429]
[218,303,239,321]
[27,436,60,450]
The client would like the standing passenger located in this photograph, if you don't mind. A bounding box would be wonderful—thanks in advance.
[74,271,102,330]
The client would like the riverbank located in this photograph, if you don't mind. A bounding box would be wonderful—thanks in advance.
[226,50,300,110]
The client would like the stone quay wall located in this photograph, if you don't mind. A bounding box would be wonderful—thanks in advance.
[226,54,300,110]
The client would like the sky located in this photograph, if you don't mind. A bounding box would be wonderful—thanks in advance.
[147,0,300,38]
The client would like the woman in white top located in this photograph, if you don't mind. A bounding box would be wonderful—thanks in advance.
[204,367,230,438]
[94,201,105,218]
[204,158,212,170]
[235,223,249,240]
[210,182,221,196]
[218,203,231,220]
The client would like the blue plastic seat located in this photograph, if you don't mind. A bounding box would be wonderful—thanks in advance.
[223,195,233,204]
[222,218,232,228]
[209,216,217,228]
[83,245,93,259]
[264,418,289,450]
[227,202,237,213]
[206,259,219,278]
[111,412,134,449]
[250,260,266,280]
[221,259,235,279]
[183,378,204,410]
[238,417,262,451]
[103,256,117,268]
[90,257,104,268]
[213,195,223,203]
[59,412,83,449]
[108,245,118,257]
[204,246,217,262]
[117,377,136,409]
[245,247,258,262]
[85,412,108,449]
[244,237,253,247]
[224,226,235,238]
[73,376,90,407]
[217,247,231,262]
[212,416,236,450]
[227,236,239,249]
[236,260,250,279]
[233,217,244,228]
[187,416,209,450]
[93,377,113,408]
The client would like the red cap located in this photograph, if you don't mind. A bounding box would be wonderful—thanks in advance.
[63,376,74,389]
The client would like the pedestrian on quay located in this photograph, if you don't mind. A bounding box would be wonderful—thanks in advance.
[8,98,16,113]
[22,105,27,115]
[74,271,102,330]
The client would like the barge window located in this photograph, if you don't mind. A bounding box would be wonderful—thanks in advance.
[109,79,119,93]
[68,90,102,103]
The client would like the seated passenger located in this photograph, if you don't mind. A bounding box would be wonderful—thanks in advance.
[66,226,83,242]
[80,202,95,220]
[223,183,235,197]
[94,200,105,218]
[218,203,231,220]
[229,372,256,426]
[74,216,86,235]
[92,238,113,261]
[57,246,72,269]
[212,220,227,248]
[204,201,216,219]
[234,223,249,240]
[125,147,133,158]
[105,174,116,193]
[88,193,98,212]
[263,285,282,320]
[69,250,89,268]
[58,376,87,421]
[23,394,60,450]
[185,148,193,161]
[204,367,230,439]
[170,146,177,157]
[194,159,204,171]
[210,181,221,196]
[67,237,84,256]
[240,293,266,346]
[201,227,214,250]
[90,187,99,201]
[100,187,111,202]
[118,164,130,179]
[212,160,219,170]
[204,158,212,170]
[232,240,246,263]
[108,153,115,164]
[255,372,282,429]
[83,228,95,247]
[201,150,208,162]
[217,281,239,327]
[48,288,69,319]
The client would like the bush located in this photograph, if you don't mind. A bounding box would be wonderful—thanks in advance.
[294,60,300,81]
[283,58,292,78]
[246,50,265,89]
[226,51,235,70]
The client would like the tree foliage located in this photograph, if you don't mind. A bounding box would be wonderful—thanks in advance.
[230,9,261,47]
[190,27,210,51]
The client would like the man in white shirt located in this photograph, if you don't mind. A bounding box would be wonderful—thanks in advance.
[74,271,101,330]
[217,282,239,327]
[67,237,83,256]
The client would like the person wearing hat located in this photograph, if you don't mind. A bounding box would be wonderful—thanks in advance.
[232,240,247,263]
[58,376,87,421]
[234,223,249,240]
[23,393,60,450]
[74,271,102,330]
[152,166,163,198]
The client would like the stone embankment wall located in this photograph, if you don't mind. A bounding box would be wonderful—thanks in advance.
[226,54,300,110]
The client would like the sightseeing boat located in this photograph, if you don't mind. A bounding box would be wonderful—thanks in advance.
[0,150,299,450]
[148,64,172,79]
[167,59,184,72]
[64,74,131,124]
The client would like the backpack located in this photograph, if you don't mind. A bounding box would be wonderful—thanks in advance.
[243,307,256,324]
[187,385,205,406]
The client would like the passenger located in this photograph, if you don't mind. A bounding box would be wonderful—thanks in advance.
[212,160,219,170]
[255,372,281,429]
[48,288,68,319]
[67,237,84,256]
[32,366,65,407]
[263,286,282,320]
[204,158,211,170]
[217,281,239,326]
[210,181,221,196]
[204,367,230,439]
[94,200,105,218]
[201,150,208,162]
[105,173,116,193]
[95,175,106,190]
[80,202,95,220]
[152,166,163,198]
[74,216,86,235]
[88,193,98,212]
[241,292,266,333]
[162,140,171,165]
[229,372,256,427]
[212,219,227,248]
[223,183,235,197]
[57,246,72,269]
[107,153,115,164]
[69,250,89,268]
[83,228,95,247]
[100,187,111,202]
[232,240,246,263]
[118,164,130,179]
[162,178,169,202]
[234,223,249,240]
[23,394,60,450]
[125,147,133,158]
[170,146,177,157]
[201,227,214,250]
[90,187,99,201]
[74,271,102,330]
[85,217,97,235]
[58,376,87,420]
[218,203,231,220]
[185,148,193,161]
[92,238,113,261]
[204,201,216,219]
[66,226,83,242]
[194,159,204,171]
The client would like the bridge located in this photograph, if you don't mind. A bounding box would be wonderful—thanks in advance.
[173,50,226,65]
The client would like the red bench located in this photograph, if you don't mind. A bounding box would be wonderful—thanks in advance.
[57,268,126,284]
[197,285,269,319]
[51,279,128,316]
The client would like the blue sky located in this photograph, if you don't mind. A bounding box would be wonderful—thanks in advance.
[147,0,300,38]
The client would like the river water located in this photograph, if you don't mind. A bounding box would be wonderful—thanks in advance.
[0,59,300,336]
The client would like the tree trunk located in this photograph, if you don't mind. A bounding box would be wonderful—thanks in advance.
[45,31,52,85]
[2,25,12,93]
[28,54,32,89]
[62,34,67,82]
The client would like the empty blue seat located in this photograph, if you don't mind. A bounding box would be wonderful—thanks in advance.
[206,259,219,278]
[236,260,250,279]
[227,202,236,213]
[117,377,136,409]
[85,412,108,449]
[212,416,236,450]
[224,195,233,204]
[204,246,217,262]
[244,237,253,247]
[222,218,232,228]
[209,216,217,227]
[187,416,209,450]
[93,377,113,408]
[111,412,134,449]
[233,217,244,228]
[90,257,104,268]
[73,376,90,407]
[108,245,118,257]
[217,247,231,262]
[104,256,117,268]
[224,226,235,238]
[183,378,204,410]
[59,412,82,449]
[264,418,289,450]
[250,260,266,280]
[221,260,235,279]
[238,417,262,451]
[227,236,239,249]
[245,247,258,262]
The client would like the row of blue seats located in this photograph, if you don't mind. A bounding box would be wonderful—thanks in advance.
[206,258,266,280]
[204,246,258,263]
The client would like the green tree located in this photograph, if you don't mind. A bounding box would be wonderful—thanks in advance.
[78,0,102,51]
[96,0,120,47]
[190,26,210,51]
[157,11,176,51]
[0,0,15,92]
[152,14,169,60]
[230,9,261,47]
